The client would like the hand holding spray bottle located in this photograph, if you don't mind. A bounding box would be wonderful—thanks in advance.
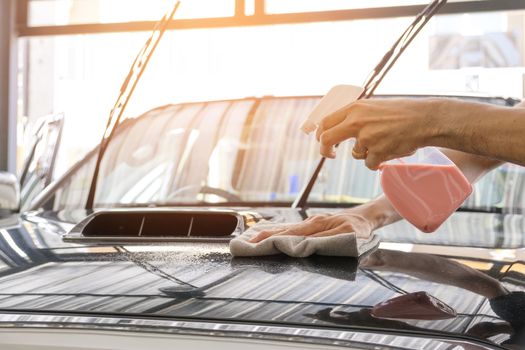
[301,86,472,233]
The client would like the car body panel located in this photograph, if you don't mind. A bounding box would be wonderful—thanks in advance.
[0,316,500,350]
[0,208,522,349]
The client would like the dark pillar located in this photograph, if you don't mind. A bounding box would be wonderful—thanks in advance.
[0,0,17,172]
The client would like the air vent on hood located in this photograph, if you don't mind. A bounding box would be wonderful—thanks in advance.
[63,209,244,243]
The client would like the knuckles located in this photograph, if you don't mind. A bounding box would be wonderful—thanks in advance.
[256,231,272,238]
[339,223,355,232]
[358,133,372,147]
[347,101,368,118]
[319,133,333,146]
[312,216,325,225]
[309,214,328,222]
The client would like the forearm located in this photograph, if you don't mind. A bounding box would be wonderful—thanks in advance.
[440,148,503,183]
[349,195,401,229]
[430,99,525,166]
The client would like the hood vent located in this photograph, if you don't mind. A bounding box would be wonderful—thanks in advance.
[63,209,244,243]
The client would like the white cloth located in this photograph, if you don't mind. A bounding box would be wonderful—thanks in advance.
[229,220,380,258]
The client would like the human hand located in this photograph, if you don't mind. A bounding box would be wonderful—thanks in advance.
[316,98,440,170]
[248,210,375,243]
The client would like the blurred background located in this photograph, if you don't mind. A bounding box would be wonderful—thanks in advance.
[4,0,525,177]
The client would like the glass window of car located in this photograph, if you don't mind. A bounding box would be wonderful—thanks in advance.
[42,95,525,215]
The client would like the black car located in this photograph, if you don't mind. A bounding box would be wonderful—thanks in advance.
[0,94,523,349]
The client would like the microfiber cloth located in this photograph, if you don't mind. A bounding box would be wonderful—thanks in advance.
[229,220,380,258]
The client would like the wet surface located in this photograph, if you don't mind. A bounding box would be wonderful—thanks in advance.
[0,208,524,348]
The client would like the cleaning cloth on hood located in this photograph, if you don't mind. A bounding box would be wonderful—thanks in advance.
[229,220,380,258]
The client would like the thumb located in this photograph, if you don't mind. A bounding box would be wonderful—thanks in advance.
[365,153,383,170]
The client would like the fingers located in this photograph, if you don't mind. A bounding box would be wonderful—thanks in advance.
[304,213,327,222]
[250,224,331,242]
[315,107,348,142]
[248,214,372,243]
[315,102,365,159]
[364,148,418,170]
[319,123,358,158]
[351,140,368,160]
[249,227,287,243]
[248,221,317,243]
[319,140,336,159]
[310,227,351,237]
[249,215,331,243]
[365,152,383,171]
[272,220,326,237]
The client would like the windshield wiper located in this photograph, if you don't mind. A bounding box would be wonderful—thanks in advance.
[292,0,448,216]
[85,1,181,210]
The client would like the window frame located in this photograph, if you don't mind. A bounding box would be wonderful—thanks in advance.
[16,0,525,37]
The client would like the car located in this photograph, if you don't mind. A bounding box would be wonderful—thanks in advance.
[0,93,523,349]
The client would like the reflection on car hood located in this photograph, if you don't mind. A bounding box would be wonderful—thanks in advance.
[0,208,523,349]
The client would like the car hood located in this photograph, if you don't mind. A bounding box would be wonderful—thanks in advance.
[0,208,524,349]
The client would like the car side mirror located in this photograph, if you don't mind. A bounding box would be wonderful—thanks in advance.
[0,171,20,215]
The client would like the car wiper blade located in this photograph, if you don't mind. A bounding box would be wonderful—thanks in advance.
[86,1,181,210]
[292,0,448,215]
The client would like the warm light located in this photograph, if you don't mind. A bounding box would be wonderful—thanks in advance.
[20,4,525,178]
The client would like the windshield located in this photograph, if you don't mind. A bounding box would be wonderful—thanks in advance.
[45,94,523,212]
